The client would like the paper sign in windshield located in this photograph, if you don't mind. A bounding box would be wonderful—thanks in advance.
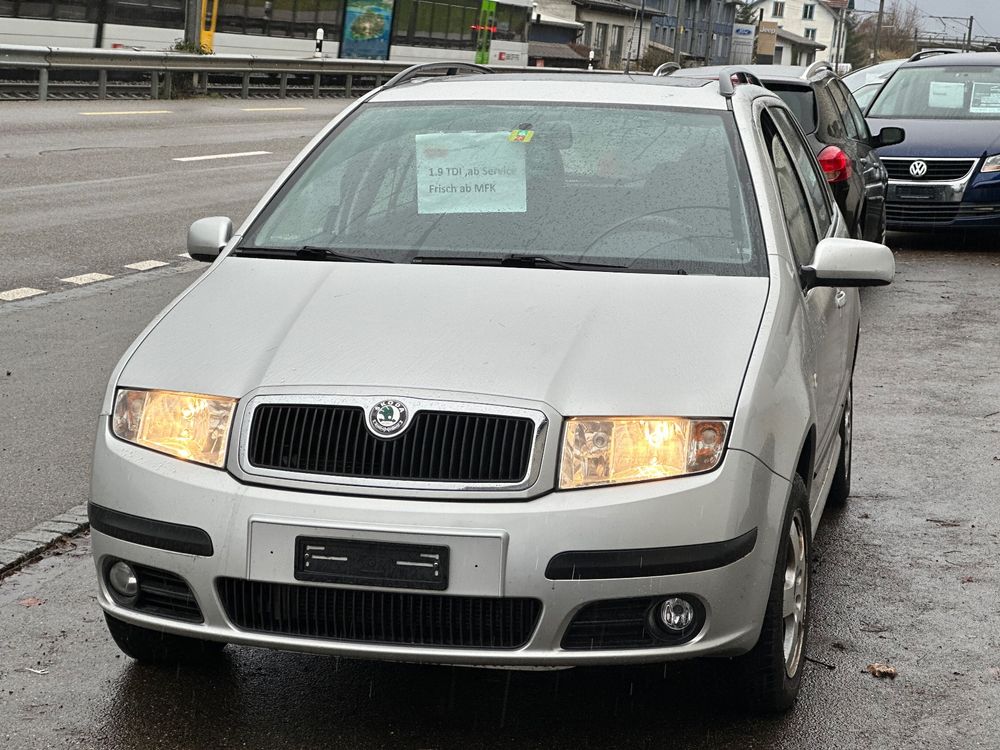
[928,81,965,109]
[970,82,1000,114]
[416,132,526,214]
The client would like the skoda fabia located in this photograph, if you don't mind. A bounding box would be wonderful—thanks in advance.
[90,64,894,713]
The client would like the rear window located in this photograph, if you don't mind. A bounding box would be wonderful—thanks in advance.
[241,102,767,277]
[766,84,817,133]
[869,65,1000,119]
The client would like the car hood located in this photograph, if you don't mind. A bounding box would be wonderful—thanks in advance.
[870,117,1000,158]
[119,258,769,417]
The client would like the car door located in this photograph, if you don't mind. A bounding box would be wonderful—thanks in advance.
[829,78,887,243]
[762,107,848,493]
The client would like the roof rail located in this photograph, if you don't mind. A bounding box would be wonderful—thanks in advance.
[907,48,961,62]
[652,61,681,77]
[717,66,764,97]
[381,62,493,90]
[801,60,834,80]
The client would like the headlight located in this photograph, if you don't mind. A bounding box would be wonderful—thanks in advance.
[983,155,1000,173]
[559,417,729,490]
[112,389,237,468]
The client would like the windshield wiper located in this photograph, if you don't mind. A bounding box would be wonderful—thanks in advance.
[237,245,391,263]
[411,254,629,271]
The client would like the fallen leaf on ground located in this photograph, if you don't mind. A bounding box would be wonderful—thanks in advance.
[16,597,45,608]
[961,576,974,584]
[832,642,848,651]
[21,668,49,675]
[866,663,897,679]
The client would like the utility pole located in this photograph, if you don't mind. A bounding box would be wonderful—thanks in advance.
[704,0,716,64]
[674,0,686,63]
[966,15,974,52]
[635,0,646,67]
[871,0,885,63]
[184,0,201,48]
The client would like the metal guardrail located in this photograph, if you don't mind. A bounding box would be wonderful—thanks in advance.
[0,44,626,101]
[0,45,420,100]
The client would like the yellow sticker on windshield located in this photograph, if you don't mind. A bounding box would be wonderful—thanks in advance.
[508,129,534,143]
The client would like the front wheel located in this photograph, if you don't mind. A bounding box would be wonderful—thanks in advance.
[737,475,812,713]
[104,613,226,664]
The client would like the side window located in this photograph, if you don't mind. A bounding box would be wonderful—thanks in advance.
[832,79,872,141]
[762,112,817,267]
[814,84,846,141]
[771,107,832,238]
[827,81,860,140]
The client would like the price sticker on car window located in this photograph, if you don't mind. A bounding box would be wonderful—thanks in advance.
[415,132,527,214]
[970,82,1000,114]
[928,81,965,109]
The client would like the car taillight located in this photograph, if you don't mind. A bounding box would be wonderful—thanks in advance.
[818,146,852,184]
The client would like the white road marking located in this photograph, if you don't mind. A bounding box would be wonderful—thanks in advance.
[172,151,272,162]
[61,272,114,285]
[125,260,169,271]
[0,287,46,301]
[241,107,306,112]
[79,110,173,116]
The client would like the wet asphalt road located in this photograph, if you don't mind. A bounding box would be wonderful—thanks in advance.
[0,230,998,748]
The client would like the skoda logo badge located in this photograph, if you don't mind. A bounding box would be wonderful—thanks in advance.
[369,399,408,437]
[909,160,928,178]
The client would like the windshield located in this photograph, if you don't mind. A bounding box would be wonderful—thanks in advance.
[868,66,1000,119]
[241,102,766,277]
[842,60,901,92]
[852,83,881,110]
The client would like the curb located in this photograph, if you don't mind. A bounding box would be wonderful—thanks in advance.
[0,504,90,578]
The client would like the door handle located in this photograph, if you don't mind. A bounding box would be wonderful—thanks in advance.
[835,289,847,308]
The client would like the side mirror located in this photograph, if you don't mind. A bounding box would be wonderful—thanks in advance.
[802,237,895,289]
[187,217,233,263]
[871,126,905,148]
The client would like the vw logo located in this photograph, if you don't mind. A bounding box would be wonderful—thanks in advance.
[909,160,928,178]
[368,399,408,437]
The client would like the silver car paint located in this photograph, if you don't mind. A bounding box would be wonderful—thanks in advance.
[90,79,860,664]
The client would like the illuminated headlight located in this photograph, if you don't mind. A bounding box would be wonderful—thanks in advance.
[983,155,1000,173]
[559,417,729,490]
[112,389,237,468]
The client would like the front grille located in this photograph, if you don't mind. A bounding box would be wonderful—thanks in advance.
[132,565,203,622]
[562,597,703,650]
[247,404,536,483]
[217,578,542,649]
[886,202,1000,226]
[883,158,976,182]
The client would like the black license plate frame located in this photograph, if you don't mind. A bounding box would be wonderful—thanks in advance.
[294,536,449,591]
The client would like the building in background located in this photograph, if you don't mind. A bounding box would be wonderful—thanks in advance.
[531,0,657,68]
[0,0,532,62]
[647,0,739,66]
[744,0,848,65]
[526,9,589,67]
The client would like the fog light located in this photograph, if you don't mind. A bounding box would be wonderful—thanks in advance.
[108,561,139,598]
[658,597,695,632]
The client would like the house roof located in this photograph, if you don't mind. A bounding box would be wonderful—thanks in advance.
[531,11,584,29]
[776,27,827,50]
[528,41,590,60]
[571,0,661,18]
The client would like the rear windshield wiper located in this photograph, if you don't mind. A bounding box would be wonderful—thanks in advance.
[411,254,628,271]
[237,245,391,263]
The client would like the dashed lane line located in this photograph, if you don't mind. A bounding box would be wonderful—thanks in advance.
[0,287,46,302]
[125,260,169,271]
[172,150,272,162]
[61,272,114,285]
[79,110,173,116]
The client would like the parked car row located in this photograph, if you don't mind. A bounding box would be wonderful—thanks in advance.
[672,51,1000,235]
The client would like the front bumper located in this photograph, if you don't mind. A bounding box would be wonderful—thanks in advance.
[886,175,1000,229]
[90,423,790,666]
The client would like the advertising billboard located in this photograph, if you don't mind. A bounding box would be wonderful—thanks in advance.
[340,0,395,59]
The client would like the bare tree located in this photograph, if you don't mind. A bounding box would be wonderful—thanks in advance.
[847,0,922,66]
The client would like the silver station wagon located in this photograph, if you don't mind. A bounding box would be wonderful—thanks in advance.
[90,64,894,713]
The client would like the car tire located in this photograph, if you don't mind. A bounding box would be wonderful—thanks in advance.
[104,613,225,664]
[737,475,812,714]
[827,383,853,506]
